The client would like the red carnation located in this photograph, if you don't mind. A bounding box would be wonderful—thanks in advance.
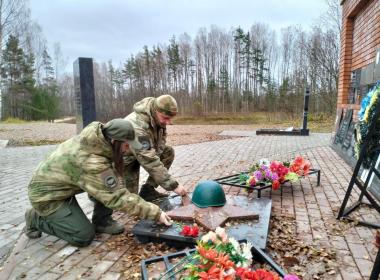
[189,226,199,237]
[272,180,280,190]
[181,225,191,236]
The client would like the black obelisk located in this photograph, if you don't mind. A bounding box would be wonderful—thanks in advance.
[73,58,96,133]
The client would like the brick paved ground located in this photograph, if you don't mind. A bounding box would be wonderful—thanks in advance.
[0,133,378,280]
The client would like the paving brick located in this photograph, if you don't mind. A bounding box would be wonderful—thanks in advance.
[348,242,370,259]
[355,258,374,278]
[331,236,349,250]
[80,260,114,279]
[50,251,88,274]
[99,272,121,280]
[339,265,364,280]
[103,248,127,262]
[58,267,90,280]
[35,272,62,280]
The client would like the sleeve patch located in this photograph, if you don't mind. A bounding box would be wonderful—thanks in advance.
[101,170,118,189]
[138,136,151,150]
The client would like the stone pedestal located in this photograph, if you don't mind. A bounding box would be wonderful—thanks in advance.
[133,195,272,250]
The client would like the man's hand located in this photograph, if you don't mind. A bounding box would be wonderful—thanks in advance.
[174,185,187,196]
[158,212,172,226]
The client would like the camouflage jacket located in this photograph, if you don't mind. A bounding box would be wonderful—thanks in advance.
[124,97,178,191]
[28,122,161,221]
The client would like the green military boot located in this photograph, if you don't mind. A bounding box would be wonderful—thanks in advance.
[94,217,125,235]
[139,184,169,202]
[24,208,42,239]
[91,199,124,235]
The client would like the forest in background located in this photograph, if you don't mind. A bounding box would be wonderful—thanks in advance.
[0,0,341,122]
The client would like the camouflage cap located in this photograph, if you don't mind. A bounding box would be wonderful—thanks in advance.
[154,95,178,116]
[103,118,142,150]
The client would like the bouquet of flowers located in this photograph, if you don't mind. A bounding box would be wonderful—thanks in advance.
[239,156,311,190]
[159,227,299,280]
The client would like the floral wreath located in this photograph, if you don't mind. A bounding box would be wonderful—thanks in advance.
[160,227,300,280]
[355,82,380,168]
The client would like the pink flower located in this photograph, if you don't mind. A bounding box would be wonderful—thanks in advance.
[254,170,263,181]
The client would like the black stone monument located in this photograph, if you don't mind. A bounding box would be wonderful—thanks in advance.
[256,86,310,136]
[74,57,96,133]
[300,86,310,135]
[331,109,357,168]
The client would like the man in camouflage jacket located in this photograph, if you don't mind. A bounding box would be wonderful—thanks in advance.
[26,119,172,247]
[124,94,187,201]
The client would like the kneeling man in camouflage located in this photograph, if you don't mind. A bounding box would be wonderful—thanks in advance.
[25,119,172,247]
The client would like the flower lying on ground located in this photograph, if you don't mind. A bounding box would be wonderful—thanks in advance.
[181,225,200,238]
[240,156,311,191]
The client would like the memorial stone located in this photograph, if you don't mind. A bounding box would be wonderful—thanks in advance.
[368,155,380,202]
[332,109,357,168]
[73,57,96,133]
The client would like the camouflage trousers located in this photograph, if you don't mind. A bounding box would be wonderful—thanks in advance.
[29,197,95,247]
[124,145,175,194]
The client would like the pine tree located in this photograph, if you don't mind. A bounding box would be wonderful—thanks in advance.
[167,36,180,92]
[219,66,229,112]
[39,47,58,121]
[1,35,24,117]
[41,47,55,85]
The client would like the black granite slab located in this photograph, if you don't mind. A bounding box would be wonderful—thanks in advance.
[133,196,272,250]
[256,128,309,136]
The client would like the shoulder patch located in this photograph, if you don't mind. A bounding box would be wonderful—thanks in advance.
[138,136,151,150]
[100,169,118,189]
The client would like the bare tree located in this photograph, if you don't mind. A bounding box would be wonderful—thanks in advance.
[0,0,26,54]
[53,42,67,81]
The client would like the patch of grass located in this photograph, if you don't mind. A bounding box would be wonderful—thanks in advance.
[0,117,30,124]
[8,139,64,146]
[174,112,334,132]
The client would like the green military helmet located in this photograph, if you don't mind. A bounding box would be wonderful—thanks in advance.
[191,180,226,208]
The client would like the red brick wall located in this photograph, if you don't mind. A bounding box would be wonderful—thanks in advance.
[338,0,380,113]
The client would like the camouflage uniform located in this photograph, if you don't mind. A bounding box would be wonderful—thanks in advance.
[27,122,161,246]
[124,96,179,195]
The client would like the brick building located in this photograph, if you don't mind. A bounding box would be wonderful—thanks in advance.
[338,0,380,115]
[332,0,379,167]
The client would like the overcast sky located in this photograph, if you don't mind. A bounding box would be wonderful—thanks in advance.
[30,0,328,72]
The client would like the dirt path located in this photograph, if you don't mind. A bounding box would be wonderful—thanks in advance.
[0,122,263,146]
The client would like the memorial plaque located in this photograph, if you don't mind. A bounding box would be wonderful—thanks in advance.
[334,109,353,144]
[342,121,355,150]
[331,109,357,168]
[332,108,343,141]
[73,58,96,133]
[375,48,380,81]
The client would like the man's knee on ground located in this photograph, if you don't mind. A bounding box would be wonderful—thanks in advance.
[69,226,95,247]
